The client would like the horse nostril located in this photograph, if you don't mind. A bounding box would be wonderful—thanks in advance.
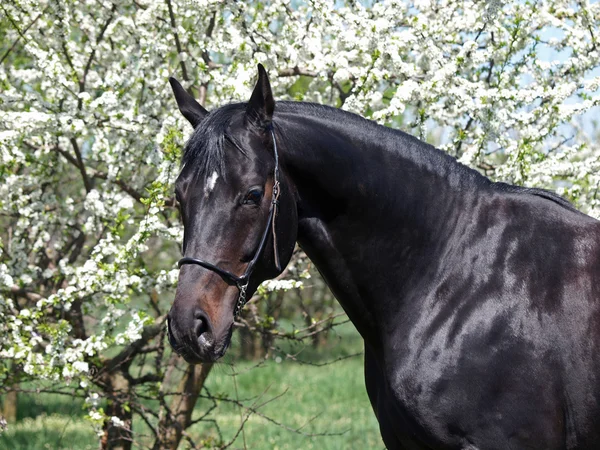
[167,316,179,350]
[194,310,211,346]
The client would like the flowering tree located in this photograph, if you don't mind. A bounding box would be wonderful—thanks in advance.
[1,0,599,448]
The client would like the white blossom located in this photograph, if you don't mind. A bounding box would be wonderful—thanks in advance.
[111,416,126,428]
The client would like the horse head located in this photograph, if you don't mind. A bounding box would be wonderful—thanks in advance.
[167,65,297,363]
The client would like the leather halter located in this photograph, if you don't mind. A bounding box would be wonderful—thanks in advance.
[177,128,282,319]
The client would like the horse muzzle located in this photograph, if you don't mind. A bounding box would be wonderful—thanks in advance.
[167,307,232,364]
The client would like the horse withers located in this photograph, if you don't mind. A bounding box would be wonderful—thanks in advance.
[167,65,600,449]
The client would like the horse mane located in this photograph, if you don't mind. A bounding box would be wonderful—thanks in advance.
[276,102,576,213]
[275,101,491,186]
[492,182,577,211]
[182,100,575,213]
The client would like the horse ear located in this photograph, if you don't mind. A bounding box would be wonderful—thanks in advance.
[246,63,274,128]
[169,77,208,128]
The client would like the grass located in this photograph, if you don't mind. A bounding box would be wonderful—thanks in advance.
[0,322,383,449]
[0,414,97,450]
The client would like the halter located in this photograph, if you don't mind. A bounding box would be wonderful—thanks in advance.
[177,128,282,319]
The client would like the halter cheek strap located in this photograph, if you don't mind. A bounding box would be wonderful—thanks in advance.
[178,128,281,319]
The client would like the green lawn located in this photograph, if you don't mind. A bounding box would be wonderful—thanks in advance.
[0,323,383,449]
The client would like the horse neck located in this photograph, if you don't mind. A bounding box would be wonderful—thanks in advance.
[275,105,488,347]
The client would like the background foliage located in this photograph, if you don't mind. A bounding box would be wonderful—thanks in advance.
[1,0,599,448]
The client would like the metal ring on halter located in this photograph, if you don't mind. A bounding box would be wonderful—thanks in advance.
[178,128,281,319]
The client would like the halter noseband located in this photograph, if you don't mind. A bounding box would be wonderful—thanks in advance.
[177,128,282,319]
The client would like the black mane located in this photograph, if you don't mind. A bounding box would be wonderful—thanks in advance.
[181,103,246,179]
[183,100,574,211]
[493,182,577,210]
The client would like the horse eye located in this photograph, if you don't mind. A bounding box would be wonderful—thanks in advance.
[243,188,263,205]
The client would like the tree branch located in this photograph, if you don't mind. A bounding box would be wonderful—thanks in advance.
[103,315,167,374]
[0,8,47,65]
[278,66,319,78]
[9,286,45,303]
[200,13,221,71]
[131,373,163,385]
[166,0,189,82]
[79,3,117,108]
[70,138,92,193]
[91,170,144,204]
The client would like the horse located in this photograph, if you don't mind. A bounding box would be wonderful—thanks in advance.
[166,64,600,449]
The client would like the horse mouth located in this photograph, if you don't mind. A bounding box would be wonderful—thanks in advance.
[167,317,233,364]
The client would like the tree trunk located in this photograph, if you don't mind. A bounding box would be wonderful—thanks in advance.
[239,325,256,360]
[1,390,17,422]
[153,362,213,450]
[100,371,133,450]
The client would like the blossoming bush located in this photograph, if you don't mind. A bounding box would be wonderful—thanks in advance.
[0,0,599,448]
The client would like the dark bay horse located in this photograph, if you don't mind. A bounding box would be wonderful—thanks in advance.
[167,65,600,449]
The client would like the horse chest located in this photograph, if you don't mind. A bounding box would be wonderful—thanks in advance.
[365,346,465,449]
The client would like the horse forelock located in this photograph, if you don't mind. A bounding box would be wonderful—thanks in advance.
[181,103,247,181]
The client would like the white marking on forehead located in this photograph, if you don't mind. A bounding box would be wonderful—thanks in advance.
[205,171,219,196]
